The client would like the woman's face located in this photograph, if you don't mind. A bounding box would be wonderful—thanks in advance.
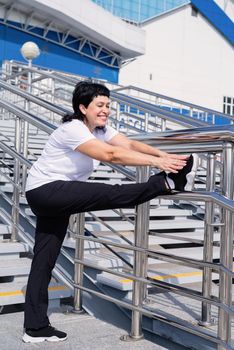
[79,95,110,131]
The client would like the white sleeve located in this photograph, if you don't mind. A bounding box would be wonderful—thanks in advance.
[63,121,95,150]
[104,125,119,142]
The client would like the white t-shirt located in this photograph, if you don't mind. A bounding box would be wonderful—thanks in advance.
[25,120,119,191]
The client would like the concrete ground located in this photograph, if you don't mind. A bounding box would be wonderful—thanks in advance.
[0,306,188,350]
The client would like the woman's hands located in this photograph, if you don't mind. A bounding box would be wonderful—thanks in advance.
[152,151,188,173]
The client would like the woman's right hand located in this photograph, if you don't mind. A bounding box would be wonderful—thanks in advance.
[152,157,187,173]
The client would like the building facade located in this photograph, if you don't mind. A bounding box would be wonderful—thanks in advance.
[118,1,234,112]
[0,0,144,83]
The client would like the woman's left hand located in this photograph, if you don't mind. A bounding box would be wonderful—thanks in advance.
[158,151,189,161]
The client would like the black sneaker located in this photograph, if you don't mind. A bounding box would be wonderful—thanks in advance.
[22,325,67,343]
[168,154,199,191]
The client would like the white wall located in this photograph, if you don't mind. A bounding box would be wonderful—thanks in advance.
[119,5,234,112]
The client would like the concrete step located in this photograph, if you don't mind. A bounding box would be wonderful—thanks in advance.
[0,257,31,277]
[81,228,207,249]
[119,246,220,266]
[96,263,209,291]
[0,241,29,259]
[85,218,204,232]
[0,224,11,236]
[149,230,220,245]
[25,207,193,220]
[64,232,168,250]
[85,208,193,219]
[0,279,71,306]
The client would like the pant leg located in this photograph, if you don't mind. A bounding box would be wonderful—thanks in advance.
[24,216,69,329]
[24,172,169,329]
[26,173,169,218]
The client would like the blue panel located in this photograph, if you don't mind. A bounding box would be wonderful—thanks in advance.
[0,24,119,83]
[191,0,234,46]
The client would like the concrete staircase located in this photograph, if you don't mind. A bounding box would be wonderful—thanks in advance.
[0,116,210,300]
[0,216,71,311]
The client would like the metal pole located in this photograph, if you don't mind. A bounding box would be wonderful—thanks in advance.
[116,102,120,131]
[161,118,166,131]
[22,61,32,190]
[137,166,150,301]
[121,166,150,341]
[73,212,85,313]
[200,154,215,326]
[11,117,21,242]
[222,142,233,199]
[217,209,233,350]
[144,112,149,132]
[217,142,233,350]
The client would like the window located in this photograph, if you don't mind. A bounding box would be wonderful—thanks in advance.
[223,96,234,115]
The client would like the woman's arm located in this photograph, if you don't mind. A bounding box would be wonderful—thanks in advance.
[76,139,186,173]
[108,133,188,161]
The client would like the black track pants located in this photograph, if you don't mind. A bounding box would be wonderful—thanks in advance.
[24,174,169,329]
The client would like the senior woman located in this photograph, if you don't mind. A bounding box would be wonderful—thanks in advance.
[22,81,198,343]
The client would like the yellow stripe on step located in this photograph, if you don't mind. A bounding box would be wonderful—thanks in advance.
[120,271,203,283]
[0,285,68,297]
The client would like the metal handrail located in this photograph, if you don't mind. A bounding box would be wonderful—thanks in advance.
[113,85,234,123]
[0,79,69,115]
[0,98,233,349]
[73,192,233,350]
[1,71,208,130]
[3,62,231,124]
[1,134,233,349]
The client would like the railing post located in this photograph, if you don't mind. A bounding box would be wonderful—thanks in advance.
[116,102,120,131]
[199,153,216,326]
[11,117,21,242]
[73,212,85,313]
[217,209,233,350]
[144,112,149,132]
[217,141,233,349]
[161,118,166,131]
[222,142,234,200]
[121,166,150,341]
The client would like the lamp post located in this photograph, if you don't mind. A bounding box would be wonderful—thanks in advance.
[20,42,40,189]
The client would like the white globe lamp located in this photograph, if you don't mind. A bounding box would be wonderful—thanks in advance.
[20,41,40,63]
[20,42,40,93]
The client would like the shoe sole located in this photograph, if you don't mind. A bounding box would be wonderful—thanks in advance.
[22,333,67,343]
[184,154,199,191]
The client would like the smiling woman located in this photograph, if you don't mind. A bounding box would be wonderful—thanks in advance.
[22,80,198,343]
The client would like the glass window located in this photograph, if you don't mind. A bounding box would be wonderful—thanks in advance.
[92,0,189,23]
[223,96,234,116]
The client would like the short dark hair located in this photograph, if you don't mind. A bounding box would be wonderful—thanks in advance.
[62,81,110,123]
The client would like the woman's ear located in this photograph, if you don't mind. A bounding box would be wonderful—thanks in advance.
[79,104,86,115]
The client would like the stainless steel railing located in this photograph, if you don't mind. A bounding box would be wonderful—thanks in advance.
[113,85,234,126]
[0,97,233,349]
[0,64,209,132]
[3,61,232,127]
[71,130,234,349]
[73,195,233,350]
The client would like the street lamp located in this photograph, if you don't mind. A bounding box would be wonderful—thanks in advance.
[20,41,40,189]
